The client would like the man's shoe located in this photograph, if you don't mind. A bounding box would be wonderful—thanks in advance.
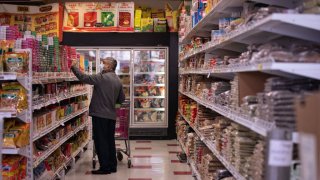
[109,168,117,173]
[91,169,111,175]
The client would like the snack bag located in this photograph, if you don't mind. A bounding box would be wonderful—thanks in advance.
[14,123,30,148]
[3,133,17,148]
[4,52,28,73]
[1,82,28,112]
[83,3,97,27]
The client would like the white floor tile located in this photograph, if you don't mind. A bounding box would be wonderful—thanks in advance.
[65,140,194,180]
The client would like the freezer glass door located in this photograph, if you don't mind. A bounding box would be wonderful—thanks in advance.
[132,48,167,128]
[99,49,131,99]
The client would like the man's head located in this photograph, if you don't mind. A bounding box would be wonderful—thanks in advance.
[101,57,117,72]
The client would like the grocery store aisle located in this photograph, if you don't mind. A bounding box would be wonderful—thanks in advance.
[65,140,194,180]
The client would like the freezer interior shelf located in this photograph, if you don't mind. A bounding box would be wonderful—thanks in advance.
[134,108,165,111]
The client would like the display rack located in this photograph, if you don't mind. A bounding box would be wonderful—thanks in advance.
[178,1,320,180]
[178,109,246,180]
[0,51,90,179]
[177,138,202,180]
[178,90,273,136]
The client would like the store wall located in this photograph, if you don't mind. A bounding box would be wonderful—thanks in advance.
[47,0,182,9]
[62,32,179,139]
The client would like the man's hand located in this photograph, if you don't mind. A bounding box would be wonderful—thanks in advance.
[71,60,78,67]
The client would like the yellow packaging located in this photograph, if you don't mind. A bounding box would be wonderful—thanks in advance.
[12,124,29,148]
[134,9,142,31]
[142,7,151,18]
[141,18,153,32]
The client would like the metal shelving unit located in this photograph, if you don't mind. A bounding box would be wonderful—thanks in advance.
[33,122,88,168]
[177,139,202,180]
[179,1,304,44]
[33,108,89,141]
[178,109,246,180]
[178,1,320,180]
[0,50,90,179]
[33,91,88,110]
[179,90,273,136]
[180,62,320,80]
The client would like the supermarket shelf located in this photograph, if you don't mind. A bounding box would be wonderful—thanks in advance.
[134,72,165,75]
[133,84,165,87]
[2,146,29,157]
[0,72,27,80]
[117,73,130,75]
[178,110,245,180]
[202,139,245,180]
[33,108,89,142]
[177,139,187,155]
[32,76,79,84]
[123,85,130,87]
[179,90,273,136]
[134,96,165,98]
[177,140,201,180]
[38,140,89,180]
[180,62,320,80]
[140,59,165,62]
[33,91,88,110]
[71,140,89,159]
[179,0,244,44]
[181,14,320,60]
[134,108,165,111]
[0,109,29,123]
[33,122,88,168]
[190,160,202,180]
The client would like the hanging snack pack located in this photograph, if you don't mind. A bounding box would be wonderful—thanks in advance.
[83,3,97,27]
[4,51,28,73]
[118,2,134,31]
[100,2,118,28]
[1,82,28,112]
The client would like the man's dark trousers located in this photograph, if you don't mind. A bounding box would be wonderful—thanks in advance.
[92,116,117,171]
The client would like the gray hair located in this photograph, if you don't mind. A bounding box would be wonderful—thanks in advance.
[101,57,117,71]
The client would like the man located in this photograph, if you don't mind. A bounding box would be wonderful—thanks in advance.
[71,57,125,175]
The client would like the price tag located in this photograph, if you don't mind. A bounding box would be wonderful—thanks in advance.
[299,133,317,180]
[257,64,263,71]
[268,140,293,166]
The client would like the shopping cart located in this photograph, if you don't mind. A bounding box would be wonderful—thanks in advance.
[92,101,132,169]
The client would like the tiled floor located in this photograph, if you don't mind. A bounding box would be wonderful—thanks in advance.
[65,140,194,180]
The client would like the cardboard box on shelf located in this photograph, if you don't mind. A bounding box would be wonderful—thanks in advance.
[141,18,153,32]
[237,72,272,107]
[117,2,134,31]
[295,91,320,180]
[99,2,118,28]
[154,18,167,32]
[134,9,142,31]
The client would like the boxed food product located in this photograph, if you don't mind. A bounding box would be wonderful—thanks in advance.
[83,3,97,27]
[64,2,82,28]
[100,2,118,28]
[141,18,153,32]
[154,18,167,32]
[134,9,142,31]
[117,2,134,31]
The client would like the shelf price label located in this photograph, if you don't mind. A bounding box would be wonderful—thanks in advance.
[268,140,293,166]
